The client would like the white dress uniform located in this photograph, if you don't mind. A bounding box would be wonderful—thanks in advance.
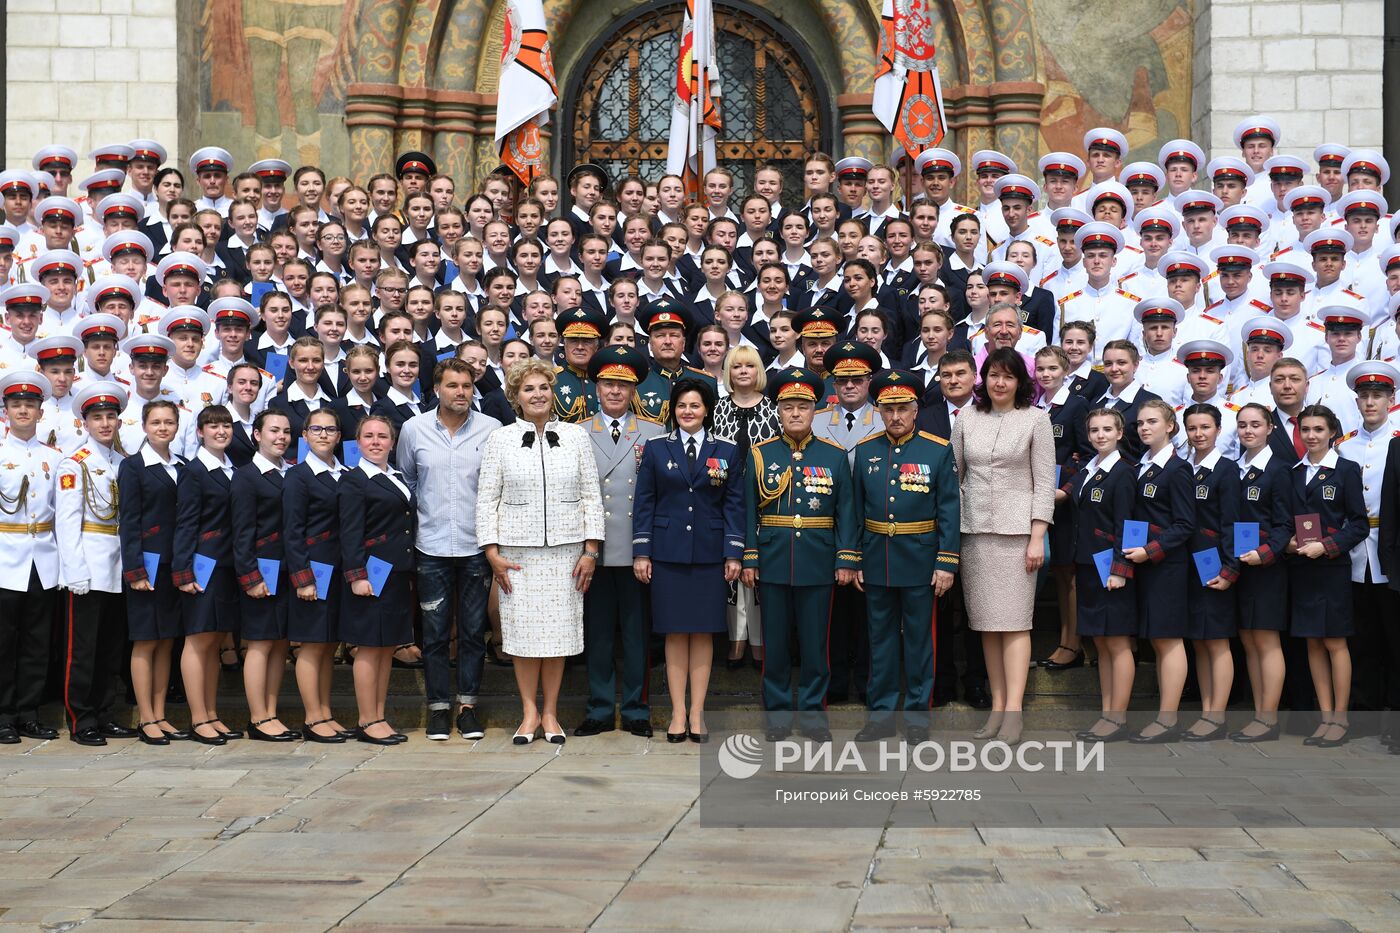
[1040,261,1087,310]
[38,394,85,454]
[1136,351,1189,406]
[0,430,60,591]
[54,438,122,593]
[1338,421,1393,585]
[199,357,275,414]
[1055,283,1141,360]
[1306,357,1363,435]
[1172,393,1239,460]
[118,388,197,460]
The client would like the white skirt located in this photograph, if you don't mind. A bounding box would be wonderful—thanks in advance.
[727,581,763,646]
[498,544,585,657]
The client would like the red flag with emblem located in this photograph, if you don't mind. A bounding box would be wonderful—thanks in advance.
[495,0,558,186]
[872,0,947,159]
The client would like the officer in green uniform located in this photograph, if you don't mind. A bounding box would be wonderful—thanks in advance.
[853,370,961,742]
[552,306,606,422]
[632,299,717,424]
[742,367,860,742]
[791,307,842,405]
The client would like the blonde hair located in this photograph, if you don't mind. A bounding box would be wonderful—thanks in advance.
[505,357,557,415]
[722,345,768,395]
[1138,398,1179,437]
[345,343,380,368]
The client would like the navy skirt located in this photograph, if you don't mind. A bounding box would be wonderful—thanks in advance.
[182,566,240,635]
[1236,563,1288,631]
[1290,559,1354,638]
[238,570,289,641]
[1136,560,1189,639]
[1186,575,1237,640]
[126,564,182,641]
[650,560,727,634]
[1048,499,1075,567]
[287,570,342,644]
[1074,563,1137,637]
[340,571,414,647]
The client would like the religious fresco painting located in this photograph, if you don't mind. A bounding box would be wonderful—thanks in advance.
[190,0,1194,194]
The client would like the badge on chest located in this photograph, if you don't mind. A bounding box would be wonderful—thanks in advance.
[801,466,832,494]
[1052,424,1064,439]
[1144,483,1158,499]
[706,457,729,485]
[1090,487,1104,503]
[898,463,930,492]
[1195,484,1208,500]
[1247,486,1260,500]
[1322,485,1336,501]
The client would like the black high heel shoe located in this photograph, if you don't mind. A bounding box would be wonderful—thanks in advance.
[485,637,513,668]
[1040,646,1085,671]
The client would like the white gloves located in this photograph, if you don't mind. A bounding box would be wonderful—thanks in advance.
[67,580,91,596]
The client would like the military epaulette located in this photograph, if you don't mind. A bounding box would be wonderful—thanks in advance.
[71,447,90,463]
[1343,288,1365,300]
[1200,313,1223,324]
[259,368,273,381]
[1038,271,1057,287]
[752,435,783,450]
[816,405,836,416]
[1307,320,1325,332]
[954,204,976,214]
[1023,325,1042,336]
[855,432,887,446]
[1204,270,1220,282]
[201,364,219,374]
[1204,299,1224,312]
[812,436,845,452]
[1270,246,1293,260]
[1118,272,1138,282]
[1223,401,1241,412]
[1339,429,1359,444]
[1389,402,1400,413]
[1116,289,1141,301]
[1309,369,1326,379]
[114,375,130,385]
[1123,245,1143,254]
[683,365,711,378]
[1058,290,1082,306]
[553,364,564,374]
[1034,235,1054,247]
[1028,210,1041,219]
[1249,300,1271,311]
[918,430,949,446]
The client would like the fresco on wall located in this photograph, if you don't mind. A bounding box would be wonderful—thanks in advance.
[1034,0,1194,161]
[199,0,359,175]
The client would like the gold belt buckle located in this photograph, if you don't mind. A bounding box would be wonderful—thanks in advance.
[886,522,896,537]
[27,520,37,536]
[792,514,804,529]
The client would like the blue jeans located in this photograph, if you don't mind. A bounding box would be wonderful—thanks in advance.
[417,552,491,708]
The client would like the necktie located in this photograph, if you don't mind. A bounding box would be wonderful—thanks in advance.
[611,420,621,444]
[687,437,698,464]
[845,411,856,432]
[952,408,961,418]
[1290,417,1305,458]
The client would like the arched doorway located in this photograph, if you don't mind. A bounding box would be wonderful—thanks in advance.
[564,1,830,201]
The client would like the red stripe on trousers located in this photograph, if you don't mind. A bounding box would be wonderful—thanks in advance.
[63,591,78,733]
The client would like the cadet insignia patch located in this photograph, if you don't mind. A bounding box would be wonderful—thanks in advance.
[1196,485,1208,499]
[1247,486,1260,500]
[60,474,76,490]
[1322,485,1336,500]
[1090,488,1103,502]
[1144,483,1158,498]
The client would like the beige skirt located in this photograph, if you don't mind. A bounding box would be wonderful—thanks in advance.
[962,533,1036,632]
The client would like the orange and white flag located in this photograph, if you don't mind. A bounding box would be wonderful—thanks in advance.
[665,0,722,196]
[872,0,947,159]
[495,0,557,185]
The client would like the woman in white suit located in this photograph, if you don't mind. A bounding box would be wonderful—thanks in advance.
[477,359,605,746]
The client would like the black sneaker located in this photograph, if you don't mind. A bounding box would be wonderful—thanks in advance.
[456,706,485,740]
[426,708,451,741]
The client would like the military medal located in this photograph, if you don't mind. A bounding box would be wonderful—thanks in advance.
[706,457,728,485]
[791,451,803,462]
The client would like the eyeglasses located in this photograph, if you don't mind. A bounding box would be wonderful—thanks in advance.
[306,425,341,436]
[379,286,406,294]
[320,234,347,243]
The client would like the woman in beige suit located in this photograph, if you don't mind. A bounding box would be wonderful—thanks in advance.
[951,347,1056,745]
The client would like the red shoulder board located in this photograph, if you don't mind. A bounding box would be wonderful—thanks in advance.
[1249,299,1271,311]
[1118,271,1138,282]
[1342,288,1365,299]
[1117,289,1141,301]
[1039,271,1056,286]
[1058,290,1082,306]
[1200,313,1223,324]
[1307,320,1325,331]
[1205,299,1223,311]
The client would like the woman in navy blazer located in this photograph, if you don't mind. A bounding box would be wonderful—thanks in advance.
[1120,400,1196,743]
[1230,402,1297,743]
[339,414,417,745]
[283,408,351,743]
[633,379,744,742]
[1056,406,1139,743]
[117,399,187,745]
[172,405,242,746]
[230,409,298,742]
[1290,404,1369,747]
[268,337,335,442]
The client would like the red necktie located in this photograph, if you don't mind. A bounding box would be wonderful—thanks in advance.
[1290,417,1305,458]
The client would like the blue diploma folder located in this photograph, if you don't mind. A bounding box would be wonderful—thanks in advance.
[1122,520,1149,550]
[1192,548,1221,585]
[1092,549,1114,587]
[142,551,160,585]
[262,352,288,386]
[258,558,280,596]
[342,441,362,467]
[309,561,334,600]
[1233,522,1260,558]
[192,553,217,590]
[365,556,392,597]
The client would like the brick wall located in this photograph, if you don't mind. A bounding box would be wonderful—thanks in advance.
[6,0,178,172]
[1193,0,1384,161]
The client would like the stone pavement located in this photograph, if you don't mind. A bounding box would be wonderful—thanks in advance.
[2,730,1399,932]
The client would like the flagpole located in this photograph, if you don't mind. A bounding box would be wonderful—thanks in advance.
[694,66,705,198]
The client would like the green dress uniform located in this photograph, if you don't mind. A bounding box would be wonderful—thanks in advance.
[742,368,859,728]
[552,363,598,423]
[553,306,607,423]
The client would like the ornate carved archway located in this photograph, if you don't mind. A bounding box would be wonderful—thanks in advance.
[562,2,829,199]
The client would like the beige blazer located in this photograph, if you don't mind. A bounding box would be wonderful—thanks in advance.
[951,405,1057,536]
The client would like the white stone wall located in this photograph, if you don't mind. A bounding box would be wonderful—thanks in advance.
[6,0,179,172]
[1194,0,1385,161]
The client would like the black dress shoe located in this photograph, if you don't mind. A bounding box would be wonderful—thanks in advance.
[854,721,896,742]
[905,726,930,744]
[1080,722,1129,743]
[71,728,107,747]
[17,720,57,740]
[1041,648,1085,671]
[216,728,244,741]
[99,721,139,739]
[1181,719,1227,742]
[687,730,709,744]
[158,721,191,741]
[137,722,170,746]
[248,719,298,742]
[1128,721,1183,744]
[965,685,992,710]
[665,729,687,743]
[1228,719,1279,743]
[0,723,21,744]
[574,717,616,737]
[763,726,791,742]
[802,727,832,743]
[1317,725,1350,748]
[356,720,399,745]
[623,719,654,738]
[302,719,347,744]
